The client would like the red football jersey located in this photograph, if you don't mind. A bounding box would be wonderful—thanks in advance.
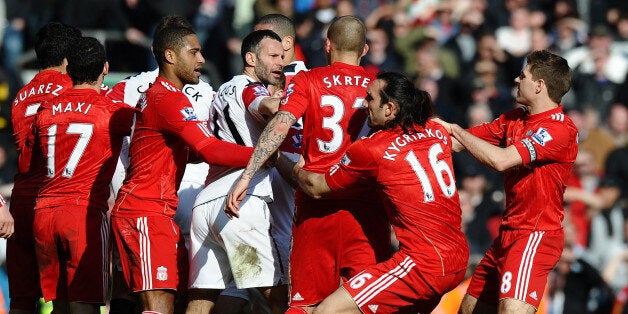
[11,70,72,196]
[281,62,372,174]
[326,120,469,275]
[33,89,134,211]
[469,105,578,230]
[113,77,238,218]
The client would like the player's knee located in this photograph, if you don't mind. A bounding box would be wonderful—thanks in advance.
[187,288,220,302]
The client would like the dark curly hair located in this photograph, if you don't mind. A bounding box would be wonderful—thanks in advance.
[377,71,434,133]
[35,22,81,69]
[67,37,106,85]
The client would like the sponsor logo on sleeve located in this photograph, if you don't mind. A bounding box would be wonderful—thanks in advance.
[531,127,553,146]
[253,85,270,96]
[180,107,198,121]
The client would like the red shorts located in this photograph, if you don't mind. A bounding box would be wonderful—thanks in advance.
[111,215,187,292]
[33,206,109,303]
[466,229,563,309]
[289,199,390,307]
[6,194,41,309]
[344,252,466,313]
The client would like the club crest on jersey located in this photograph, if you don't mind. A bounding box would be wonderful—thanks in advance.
[180,107,197,121]
[156,266,168,281]
[531,127,553,146]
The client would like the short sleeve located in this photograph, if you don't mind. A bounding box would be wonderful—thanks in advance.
[325,139,377,191]
[279,71,309,120]
[242,82,271,121]
[513,120,577,166]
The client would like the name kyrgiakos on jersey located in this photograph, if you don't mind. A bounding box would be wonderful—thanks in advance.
[383,128,449,161]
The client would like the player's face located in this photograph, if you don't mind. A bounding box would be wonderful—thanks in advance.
[364,79,388,128]
[174,34,205,85]
[514,65,537,106]
[254,37,284,86]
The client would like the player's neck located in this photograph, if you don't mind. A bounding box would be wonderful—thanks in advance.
[73,82,101,92]
[330,53,361,66]
[242,67,259,82]
[42,64,68,74]
[528,99,559,115]
[158,70,184,90]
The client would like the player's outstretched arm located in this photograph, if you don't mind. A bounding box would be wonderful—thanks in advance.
[225,110,296,218]
[293,165,332,199]
[450,123,522,172]
[431,117,464,152]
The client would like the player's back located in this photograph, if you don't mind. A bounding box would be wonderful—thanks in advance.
[34,89,134,211]
[284,62,372,174]
[12,70,72,195]
[359,120,468,274]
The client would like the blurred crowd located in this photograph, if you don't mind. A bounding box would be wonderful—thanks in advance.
[0,0,626,312]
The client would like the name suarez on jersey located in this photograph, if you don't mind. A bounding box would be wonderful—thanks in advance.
[382,128,449,161]
[13,83,65,106]
[322,75,370,89]
[51,101,93,115]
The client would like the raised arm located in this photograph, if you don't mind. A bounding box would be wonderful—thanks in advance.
[225,110,296,218]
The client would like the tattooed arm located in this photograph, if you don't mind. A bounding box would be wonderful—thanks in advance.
[225,110,297,218]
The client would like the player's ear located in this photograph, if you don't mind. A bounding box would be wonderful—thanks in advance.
[361,43,369,58]
[283,36,293,52]
[164,48,176,64]
[102,61,109,76]
[245,51,256,67]
[324,38,331,54]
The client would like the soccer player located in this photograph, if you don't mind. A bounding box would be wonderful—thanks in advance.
[253,13,307,290]
[291,71,469,313]
[105,16,216,313]
[32,37,135,314]
[109,17,255,314]
[226,16,391,312]
[8,21,81,314]
[187,29,285,314]
[435,50,578,314]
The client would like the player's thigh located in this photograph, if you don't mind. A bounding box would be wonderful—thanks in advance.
[189,200,231,290]
[32,208,62,301]
[221,196,279,289]
[342,253,464,314]
[111,215,181,292]
[290,202,342,307]
[62,209,109,303]
[500,230,563,310]
[7,195,40,300]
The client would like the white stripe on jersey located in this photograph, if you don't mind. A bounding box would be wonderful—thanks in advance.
[354,256,417,306]
[137,217,153,290]
[101,212,110,302]
[196,122,212,138]
[550,113,564,121]
[514,231,544,301]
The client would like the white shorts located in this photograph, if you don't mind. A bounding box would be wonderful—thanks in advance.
[268,167,295,284]
[189,195,280,289]
[175,179,205,243]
